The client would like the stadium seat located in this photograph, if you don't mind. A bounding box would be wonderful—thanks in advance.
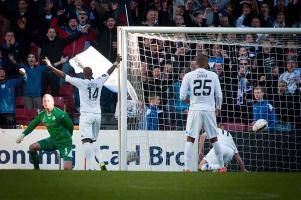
[59,84,74,97]
[223,123,248,132]
[15,108,31,125]
[59,84,74,113]
[53,96,66,111]
[16,96,25,108]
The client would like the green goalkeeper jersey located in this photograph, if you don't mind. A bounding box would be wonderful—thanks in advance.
[23,107,74,143]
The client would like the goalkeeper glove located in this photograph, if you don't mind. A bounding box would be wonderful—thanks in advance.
[16,133,25,144]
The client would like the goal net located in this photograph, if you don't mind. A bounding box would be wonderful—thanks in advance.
[117,27,301,172]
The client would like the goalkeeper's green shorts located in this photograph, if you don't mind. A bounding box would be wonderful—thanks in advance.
[38,137,73,161]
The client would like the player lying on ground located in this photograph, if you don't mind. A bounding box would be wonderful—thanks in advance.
[16,94,74,170]
[198,123,248,172]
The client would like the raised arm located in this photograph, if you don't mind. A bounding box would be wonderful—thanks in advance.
[43,57,66,79]
[107,54,122,75]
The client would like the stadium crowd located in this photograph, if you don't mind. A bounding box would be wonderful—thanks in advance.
[0,0,300,133]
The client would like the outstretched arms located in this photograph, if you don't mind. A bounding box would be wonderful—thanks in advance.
[107,54,122,75]
[43,57,66,79]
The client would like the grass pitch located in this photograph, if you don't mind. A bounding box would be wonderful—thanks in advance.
[0,171,300,200]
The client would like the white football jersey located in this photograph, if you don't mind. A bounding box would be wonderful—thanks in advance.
[65,74,109,114]
[216,128,238,154]
[180,68,222,111]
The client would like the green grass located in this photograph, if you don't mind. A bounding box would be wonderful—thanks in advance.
[0,171,300,200]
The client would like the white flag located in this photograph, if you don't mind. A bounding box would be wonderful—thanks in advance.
[69,46,138,102]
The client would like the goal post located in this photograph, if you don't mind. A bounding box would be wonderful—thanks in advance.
[117,27,301,171]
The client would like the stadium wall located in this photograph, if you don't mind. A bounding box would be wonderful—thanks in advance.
[0,130,300,171]
[0,130,198,171]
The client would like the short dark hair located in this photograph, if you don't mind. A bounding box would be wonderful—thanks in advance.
[254,85,265,93]
[195,54,208,68]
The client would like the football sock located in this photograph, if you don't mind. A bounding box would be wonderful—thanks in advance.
[29,151,39,170]
[200,163,220,171]
[92,142,105,168]
[212,141,224,168]
[184,142,194,171]
[83,143,95,170]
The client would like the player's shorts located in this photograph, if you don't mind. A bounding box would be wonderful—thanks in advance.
[38,137,73,161]
[185,110,218,139]
[79,112,101,141]
[204,145,234,165]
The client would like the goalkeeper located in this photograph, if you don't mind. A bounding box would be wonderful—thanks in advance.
[16,94,74,170]
[198,123,248,172]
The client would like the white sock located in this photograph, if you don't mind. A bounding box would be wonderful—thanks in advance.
[92,142,104,166]
[184,142,194,171]
[201,163,220,171]
[83,143,95,170]
[212,142,224,168]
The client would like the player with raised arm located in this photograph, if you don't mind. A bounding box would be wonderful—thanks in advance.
[180,54,225,172]
[16,94,74,170]
[43,55,121,170]
[198,123,248,172]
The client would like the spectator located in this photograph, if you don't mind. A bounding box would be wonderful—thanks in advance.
[129,0,142,26]
[51,9,96,79]
[273,12,286,27]
[0,0,38,36]
[161,62,173,80]
[212,62,232,122]
[174,4,185,19]
[9,53,48,110]
[64,0,96,25]
[208,44,229,69]
[144,65,172,130]
[156,0,174,26]
[0,31,24,78]
[228,59,253,123]
[284,42,301,67]
[94,14,117,63]
[273,80,296,132]
[189,9,208,27]
[237,46,250,61]
[0,0,39,57]
[191,42,208,57]
[172,14,186,27]
[278,56,301,94]
[259,2,275,27]
[51,10,95,60]
[173,42,192,71]
[255,40,280,81]
[141,8,159,26]
[252,86,277,133]
[172,68,189,130]
[0,67,27,128]
[32,26,88,96]
[145,93,160,131]
[250,15,262,27]
[267,66,280,97]
[219,14,233,27]
[36,0,58,36]
[235,1,255,27]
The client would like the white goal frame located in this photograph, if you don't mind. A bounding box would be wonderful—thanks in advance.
[117,27,301,171]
